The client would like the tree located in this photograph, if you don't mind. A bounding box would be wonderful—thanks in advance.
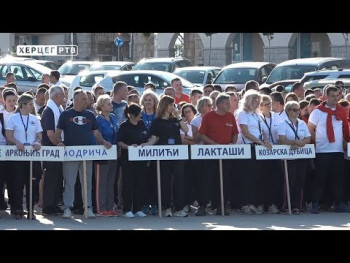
[263,33,274,61]
[205,33,214,65]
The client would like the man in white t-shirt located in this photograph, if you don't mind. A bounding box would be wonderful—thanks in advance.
[308,85,350,214]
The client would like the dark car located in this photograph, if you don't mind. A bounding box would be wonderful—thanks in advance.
[260,57,350,89]
[133,57,192,72]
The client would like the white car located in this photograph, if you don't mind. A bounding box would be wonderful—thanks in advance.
[68,70,121,101]
[173,66,221,87]
[58,60,95,87]
[89,61,135,71]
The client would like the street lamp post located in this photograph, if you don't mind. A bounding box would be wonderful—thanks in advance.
[343,33,349,58]
[205,33,214,65]
[263,33,274,62]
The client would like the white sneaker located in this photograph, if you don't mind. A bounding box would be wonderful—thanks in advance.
[173,210,188,217]
[135,211,147,217]
[241,205,252,215]
[87,208,96,218]
[124,211,135,218]
[248,205,259,214]
[268,204,280,214]
[182,205,189,213]
[256,205,264,214]
[62,208,71,219]
[164,208,172,217]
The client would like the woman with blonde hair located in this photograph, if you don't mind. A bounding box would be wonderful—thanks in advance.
[139,90,159,215]
[236,90,272,215]
[94,94,119,216]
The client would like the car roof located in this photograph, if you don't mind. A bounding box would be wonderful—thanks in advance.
[303,68,350,76]
[34,59,55,63]
[138,57,190,62]
[91,61,134,66]
[223,62,275,69]
[0,60,52,72]
[174,66,221,71]
[77,69,122,76]
[62,60,95,65]
[277,57,343,66]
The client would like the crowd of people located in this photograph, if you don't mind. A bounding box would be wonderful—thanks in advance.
[0,70,349,220]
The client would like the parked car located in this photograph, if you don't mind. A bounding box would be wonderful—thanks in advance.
[0,60,51,93]
[33,60,59,70]
[173,66,221,87]
[260,57,350,89]
[68,70,120,101]
[213,62,276,91]
[94,70,194,96]
[299,68,350,84]
[58,60,94,86]
[304,77,350,90]
[89,61,135,71]
[133,57,192,72]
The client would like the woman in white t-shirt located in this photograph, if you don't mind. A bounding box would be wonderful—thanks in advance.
[257,95,284,214]
[0,88,17,215]
[278,101,311,215]
[180,103,199,213]
[5,93,43,219]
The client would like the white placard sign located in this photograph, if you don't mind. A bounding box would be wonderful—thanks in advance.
[0,146,65,161]
[128,145,189,161]
[255,144,315,160]
[347,143,350,157]
[64,145,117,161]
[191,144,251,160]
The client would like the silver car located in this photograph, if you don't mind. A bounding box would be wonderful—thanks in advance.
[0,60,51,93]
[95,70,194,96]
[213,62,275,91]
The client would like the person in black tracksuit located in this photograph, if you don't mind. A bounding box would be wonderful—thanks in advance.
[117,103,149,217]
[142,95,189,217]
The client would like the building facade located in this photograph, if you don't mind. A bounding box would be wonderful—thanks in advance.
[0,33,349,67]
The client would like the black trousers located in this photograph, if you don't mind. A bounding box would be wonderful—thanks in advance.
[120,157,147,213]
[43,161,63,209]
[312,153,345,205]
[160,160,185,211]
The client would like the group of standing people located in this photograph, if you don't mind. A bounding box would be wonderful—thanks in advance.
[0,71,350,221]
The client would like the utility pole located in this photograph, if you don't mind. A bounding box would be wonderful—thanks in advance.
[205,33,214,65]
[342,33,349,58]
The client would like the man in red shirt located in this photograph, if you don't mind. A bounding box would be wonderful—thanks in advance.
[197,93,239,216]
[172,78,190,104]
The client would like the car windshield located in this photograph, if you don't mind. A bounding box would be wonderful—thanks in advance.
[214,68,258,84]
[134,62,171,72]
[266,65,317,84]
[176,70,206,84]
[59,63,91,75]
[79,74,105,87]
